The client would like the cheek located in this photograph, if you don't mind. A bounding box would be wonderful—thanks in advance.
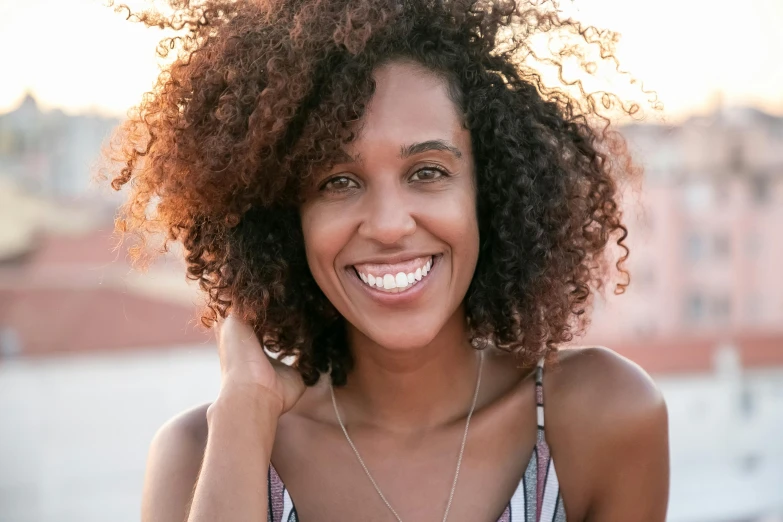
[300,203,351,289]
[455,202,480,283]
[302,206,334,289]
[428,186,479,273]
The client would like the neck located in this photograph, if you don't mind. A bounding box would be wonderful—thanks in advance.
[335,307,481,434]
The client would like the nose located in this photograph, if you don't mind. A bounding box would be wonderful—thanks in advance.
[357,184,416,245]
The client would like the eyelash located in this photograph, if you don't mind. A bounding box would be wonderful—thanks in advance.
[319,176,358,192]
[319,166,449,192]
[410,166,449,182]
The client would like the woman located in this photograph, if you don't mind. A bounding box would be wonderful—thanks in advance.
[108,0,669,520]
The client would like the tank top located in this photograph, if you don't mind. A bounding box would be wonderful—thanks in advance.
[267,358,566,521]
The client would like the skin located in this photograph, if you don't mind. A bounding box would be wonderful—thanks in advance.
[141,61,669,522]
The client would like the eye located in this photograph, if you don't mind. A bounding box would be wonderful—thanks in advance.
[320,175,359,192]
[409,167,448,182]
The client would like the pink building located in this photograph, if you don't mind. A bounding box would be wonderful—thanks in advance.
[582,109,783,521]
[586,108,783,345]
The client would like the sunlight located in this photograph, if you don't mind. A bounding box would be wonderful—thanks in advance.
[1,0,781,120]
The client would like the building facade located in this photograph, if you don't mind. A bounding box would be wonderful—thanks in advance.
[588,108,783,343]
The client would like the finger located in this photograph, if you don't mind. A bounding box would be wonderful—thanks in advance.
[217,315,259,346]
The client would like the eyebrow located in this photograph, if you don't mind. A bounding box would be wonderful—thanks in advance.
[333,139,463,166]
[400,139,462,159]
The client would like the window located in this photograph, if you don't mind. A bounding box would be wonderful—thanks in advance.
[686,233,704,262]
[713,234,730,258]
[685,292,705,323]
[750,175,770,205]
[712,295,732,319]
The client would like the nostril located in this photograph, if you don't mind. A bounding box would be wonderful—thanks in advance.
[357,209,417,244]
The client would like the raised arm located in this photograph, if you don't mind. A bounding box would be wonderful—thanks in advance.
[141,316,305,522]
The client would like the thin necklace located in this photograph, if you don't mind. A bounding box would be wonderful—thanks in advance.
[329,350,485,522]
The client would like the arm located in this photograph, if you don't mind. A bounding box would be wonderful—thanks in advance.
[189,386,280,522]
[140,391,280,522]
[141,406,209,522]
[141,316,304,522]
[546,347,670,522]
[587,371,669,521]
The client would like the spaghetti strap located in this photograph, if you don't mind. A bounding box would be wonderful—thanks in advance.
[535,357,546,442]
[531,355,566,522]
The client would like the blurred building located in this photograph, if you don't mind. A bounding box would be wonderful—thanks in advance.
[0,93,120,199]
[0,95,212,521]
[0,221,214,522]
[587,107,783,521]
[590,107,783,342]
[0,220,208,358]
[620,335,783,522]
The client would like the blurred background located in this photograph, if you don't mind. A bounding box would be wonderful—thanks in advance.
[0,0,781,521]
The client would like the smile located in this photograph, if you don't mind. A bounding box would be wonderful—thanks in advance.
[352,255,436,294]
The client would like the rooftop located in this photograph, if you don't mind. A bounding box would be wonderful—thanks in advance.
[604,332,783,375]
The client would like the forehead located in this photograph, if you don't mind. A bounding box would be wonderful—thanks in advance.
[348,61,466,151]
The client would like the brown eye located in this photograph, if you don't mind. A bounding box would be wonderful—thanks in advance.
[321,176,359,191]
[410,167,447,182]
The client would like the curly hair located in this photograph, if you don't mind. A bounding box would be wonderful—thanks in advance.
[104,0,654,386]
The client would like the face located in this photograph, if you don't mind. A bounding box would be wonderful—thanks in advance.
[300,60,479,351]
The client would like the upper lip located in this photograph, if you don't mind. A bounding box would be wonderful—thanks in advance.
[347,253,437,267]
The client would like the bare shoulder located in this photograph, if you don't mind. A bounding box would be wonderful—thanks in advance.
[158,403,211,446]
[141,403,211,522]
[548,346,666,421]
[544,347,669,520]
[147,403,211,468]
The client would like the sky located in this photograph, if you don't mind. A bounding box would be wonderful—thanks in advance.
[1,0,782,122]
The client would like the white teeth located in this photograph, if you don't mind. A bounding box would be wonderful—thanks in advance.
[355,256,436,293]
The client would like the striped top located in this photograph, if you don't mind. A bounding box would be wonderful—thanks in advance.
[267,358,566,522]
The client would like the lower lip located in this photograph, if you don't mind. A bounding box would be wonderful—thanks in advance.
[348,255,441,306]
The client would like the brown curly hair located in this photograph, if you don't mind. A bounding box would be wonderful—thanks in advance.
[104,0,655,385]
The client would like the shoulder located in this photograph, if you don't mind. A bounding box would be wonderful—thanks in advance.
[141,404,211,522]
[547,345,666,422]
[149,403,211,458]
[545,345,668,452]
[544,346,669,519]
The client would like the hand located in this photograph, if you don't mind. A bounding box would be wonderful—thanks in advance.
[215,315,306,415]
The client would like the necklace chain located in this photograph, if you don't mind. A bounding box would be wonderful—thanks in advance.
[329,350,485,522]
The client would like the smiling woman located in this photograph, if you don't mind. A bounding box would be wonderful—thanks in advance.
[300,64,480,351]
[105,1,669,521]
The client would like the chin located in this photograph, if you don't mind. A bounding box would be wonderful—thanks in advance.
[360,323,442,352]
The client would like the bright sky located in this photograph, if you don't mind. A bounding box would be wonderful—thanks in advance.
[1,0,781,121]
